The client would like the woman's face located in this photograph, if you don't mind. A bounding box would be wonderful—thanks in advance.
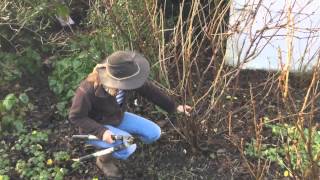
[103,86,118,96]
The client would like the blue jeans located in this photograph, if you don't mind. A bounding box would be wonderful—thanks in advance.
[87,112,161,160]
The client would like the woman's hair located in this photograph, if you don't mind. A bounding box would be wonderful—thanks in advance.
[86,65,117,95]
[86,67,100,89]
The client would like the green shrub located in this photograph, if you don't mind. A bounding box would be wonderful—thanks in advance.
[0,0,74,56]
[245,123,320,176]
[0,92,33,136]
[0,49,41,87]
[49,33,113,116]
[13,130,71,180]
[0,175,10,180]
[0,53,22,86]
[18,48,41,75]
[1,129,79,179]
[0,0,72,31]
[53,151,70,162]
[0,141,12,177]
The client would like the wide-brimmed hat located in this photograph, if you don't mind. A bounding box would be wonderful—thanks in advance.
[95,51,150,90]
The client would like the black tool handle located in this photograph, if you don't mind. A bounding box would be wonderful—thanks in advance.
[111,135,123,140]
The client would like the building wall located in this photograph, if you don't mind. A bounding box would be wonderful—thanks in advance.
[225,0,320,72]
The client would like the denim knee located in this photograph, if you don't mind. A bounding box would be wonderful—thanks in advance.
[144,125,161,144]
[112,144,137,160]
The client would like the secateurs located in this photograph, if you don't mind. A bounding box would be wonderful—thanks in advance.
[71,134,135,162]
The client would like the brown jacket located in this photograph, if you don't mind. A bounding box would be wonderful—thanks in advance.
[69,78,176,139]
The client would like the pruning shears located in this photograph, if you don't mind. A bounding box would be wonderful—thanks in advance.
[71,134,135,162]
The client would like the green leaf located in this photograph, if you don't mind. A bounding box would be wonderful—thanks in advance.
[56,4,70,19]
[65,90,75,99]
[2,94,17,111]
[56,102,67,114]
[72,60,82,69]
[1,115,15,128]
[0,102,5,113]
[19,93,29,104]
[71,162,80,170]
[53,151,70,161]
[78,51,88,59]
[0,175,10,180]
[13,121,24,133]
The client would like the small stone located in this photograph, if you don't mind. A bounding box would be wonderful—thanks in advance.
[183,149,187,154]
[217,148,226,154]
[209,153,216,159]
[134,99,138,106]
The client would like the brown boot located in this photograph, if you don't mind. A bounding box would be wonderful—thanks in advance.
[96,155,123,179]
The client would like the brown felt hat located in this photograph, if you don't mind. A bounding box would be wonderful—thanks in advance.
[95,51,150,90]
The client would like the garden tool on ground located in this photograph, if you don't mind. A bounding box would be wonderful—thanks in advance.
[71,134,135,162]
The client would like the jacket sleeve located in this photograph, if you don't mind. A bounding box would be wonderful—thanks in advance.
[136,80,177,114]
[68,86,107,139]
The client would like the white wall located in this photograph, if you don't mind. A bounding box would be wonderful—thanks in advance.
[225,0,320,72]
